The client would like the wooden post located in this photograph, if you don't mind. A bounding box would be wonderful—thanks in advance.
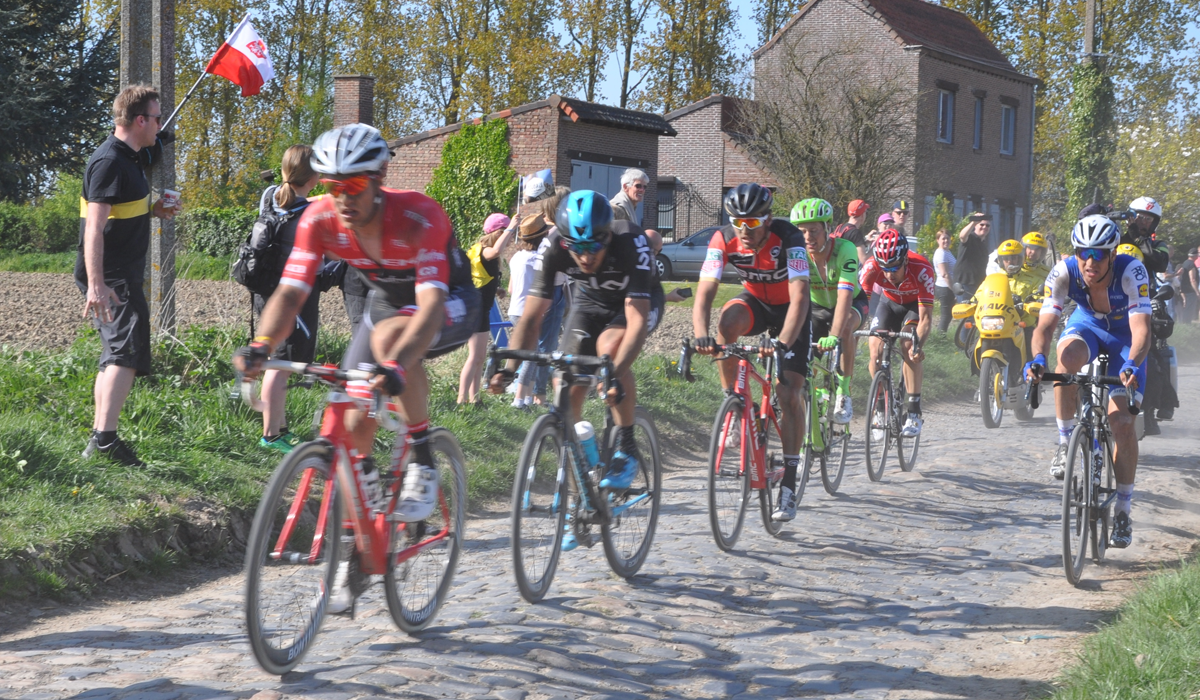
[1083,0,1096,61]
[121,0,176,335]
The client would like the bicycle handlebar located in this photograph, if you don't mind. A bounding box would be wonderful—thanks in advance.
[487,347,614,394]
[1025,371,1139,415]
[679,338,779,384]
[236,361,402,430]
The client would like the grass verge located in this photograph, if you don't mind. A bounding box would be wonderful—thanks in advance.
[0,250,233,281]
[1050,554,1200,699]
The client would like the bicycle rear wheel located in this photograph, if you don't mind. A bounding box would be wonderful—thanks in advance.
[1062,424,1091,586]
[385,428,466,633]
[864,371,891,481]
[512,413,568,603]
[708,395,750,551]
[823,423,850,494]
[1091,429,1116,564]
[244,441,341,675]
[601,408,662,578]
[896,376,920,472]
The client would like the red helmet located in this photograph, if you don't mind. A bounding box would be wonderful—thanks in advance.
[873,228,908,267]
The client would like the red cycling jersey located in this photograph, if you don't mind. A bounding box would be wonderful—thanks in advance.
[279,189,455,308]
[859,251,936,307]
[699,220,810,306]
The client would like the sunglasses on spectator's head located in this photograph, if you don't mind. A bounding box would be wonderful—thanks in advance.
[320,175,375,197]
[1076,247,1108,262]
[732,217,767,230]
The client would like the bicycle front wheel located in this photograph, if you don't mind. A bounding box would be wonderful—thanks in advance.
[601,408,662,578]
[511,413,568,603]
[760,410,788,537]
[1091,429,1116,564]
[1062,424,1092,586]
[708,395,750,551]
[864,371,891,481]
[385,428,466,633]
[896,376,920,473]
[244,441,341,675]
[823,423,850,494]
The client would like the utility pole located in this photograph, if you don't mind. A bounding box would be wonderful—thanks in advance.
[1083,0,1095,58]
[121,0,177,335]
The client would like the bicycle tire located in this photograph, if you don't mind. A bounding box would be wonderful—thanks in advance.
[511,413,568,603]
[1091,429,1116,564]
[823,424,849,494]
[384,428,466,632]
[896,375,920,473]
[864,371,891,481]
[760,411,788,537]
[244,441,341,675]
[980,356,1005,429]
[708,395,750,551]
[601,408,662,578]
[1062,424,1091,586]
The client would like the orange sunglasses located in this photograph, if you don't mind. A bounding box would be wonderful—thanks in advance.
[320,175,375,197]
[732,217,767,230]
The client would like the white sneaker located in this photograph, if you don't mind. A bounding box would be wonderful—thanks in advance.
[1050,444,1067,480]
[771,485,797,522]
[392,464,439,522]
[900,413,923,437]
[833,394,853,424]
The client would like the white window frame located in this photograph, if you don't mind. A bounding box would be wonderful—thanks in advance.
[1000,105,1016,155]
[973,97,984,150]
[937,89,955,144]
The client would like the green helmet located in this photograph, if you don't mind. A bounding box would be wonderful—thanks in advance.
[790,198,834,225]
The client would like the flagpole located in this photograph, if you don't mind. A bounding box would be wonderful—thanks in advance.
[160,71,211,133]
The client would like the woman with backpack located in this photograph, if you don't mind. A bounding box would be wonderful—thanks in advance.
[456,212,517,406]
[253,144,321,452]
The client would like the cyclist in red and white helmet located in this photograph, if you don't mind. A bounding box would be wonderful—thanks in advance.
[859,229,936,437]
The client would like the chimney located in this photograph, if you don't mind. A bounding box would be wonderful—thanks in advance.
[333,75,375,127]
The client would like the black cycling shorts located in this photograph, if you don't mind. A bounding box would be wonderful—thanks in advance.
[78,276,152,376]
[722,291,810,377]
[560,293,664,357]
[475,280,499,334]
[810,291,869,341]
[255,290,320,364]
[341,285,480,370]
[869,296,920,335]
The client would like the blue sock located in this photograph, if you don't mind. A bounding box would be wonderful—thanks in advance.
[1116,483,1134,515]
[1056,418,1075,445]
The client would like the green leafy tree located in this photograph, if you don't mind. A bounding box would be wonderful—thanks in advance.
[0,0,117,203]
[632,0,741,113]
[915,194,958,256]
[425,119,517,247]
[753,0,803,45]
[1063,59,1114,245]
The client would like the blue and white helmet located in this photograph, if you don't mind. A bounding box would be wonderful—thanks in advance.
[1071,214,1120,250]
[555,190,613,251]
[311,123,390,175]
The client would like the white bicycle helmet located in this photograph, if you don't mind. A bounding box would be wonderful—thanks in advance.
[1071,214,1120,250]
[311,123,390,175]
[1129,196,1162,224]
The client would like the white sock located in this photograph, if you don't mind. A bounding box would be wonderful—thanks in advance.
[1116,482,1134,516]
[1056,417,1076,445]
[524,395,534,406]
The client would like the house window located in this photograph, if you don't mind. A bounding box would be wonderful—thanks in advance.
[1000,105,1016,155]
[937,89,955,144]
[973,97,984,150]
[657,181,676,239]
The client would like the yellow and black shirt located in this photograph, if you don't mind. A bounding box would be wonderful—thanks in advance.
[74,135,154,285]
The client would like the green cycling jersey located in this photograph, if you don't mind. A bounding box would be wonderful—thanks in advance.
[808,236,860,309]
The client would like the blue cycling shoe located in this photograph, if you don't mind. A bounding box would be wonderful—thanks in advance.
[561,527,579,552]
[598,451,640,490]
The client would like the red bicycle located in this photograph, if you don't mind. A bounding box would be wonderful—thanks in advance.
[681,340,788,551]
[239,360,466,675]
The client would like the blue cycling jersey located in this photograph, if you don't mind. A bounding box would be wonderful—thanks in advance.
[1041,254,1151,331]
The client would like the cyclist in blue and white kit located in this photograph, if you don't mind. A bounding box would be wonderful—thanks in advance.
[1025,215,1152,548]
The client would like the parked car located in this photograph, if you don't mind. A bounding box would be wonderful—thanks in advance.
[656,227,738,282]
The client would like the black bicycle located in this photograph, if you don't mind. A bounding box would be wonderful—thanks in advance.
[1028,356,1137,586]
[855,329,921,479]
[489,348,662,603]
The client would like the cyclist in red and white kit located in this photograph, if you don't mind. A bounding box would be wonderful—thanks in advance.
[234,124,479,527]
[692,183,812,521]
[859,229,935,437]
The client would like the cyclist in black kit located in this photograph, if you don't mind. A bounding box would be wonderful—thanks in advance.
[491,190,660,491]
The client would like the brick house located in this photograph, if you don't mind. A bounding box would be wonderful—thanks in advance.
[374,93,675,226]
[657,95,781,240]
[662,0,1037,246]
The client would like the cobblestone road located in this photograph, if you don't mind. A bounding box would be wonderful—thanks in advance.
[4,368,1199,700]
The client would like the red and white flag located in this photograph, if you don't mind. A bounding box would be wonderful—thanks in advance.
[204,15,275,97]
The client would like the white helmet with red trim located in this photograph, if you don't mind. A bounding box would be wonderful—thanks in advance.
[1129,196,1162,220]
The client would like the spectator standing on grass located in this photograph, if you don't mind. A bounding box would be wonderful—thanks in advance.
[529,188,570,406]
[933,229,957,333]
[832,199,869,266]
[1183,249,1200,323]
[610,168,648,226]
[77,84,178,466]
[507,214,553,408]
[457,213,516,406]
[954,213,992,296]
[253,145,322,452]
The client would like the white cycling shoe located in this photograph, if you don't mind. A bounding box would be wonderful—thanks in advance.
[833,394,853,424]
[771,485,797,522]
[900,413,923,437]
[1050,444,1067,480]
[392,464,440,522]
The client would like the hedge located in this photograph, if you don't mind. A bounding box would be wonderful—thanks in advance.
[0,176,81,254]
[426,119,517,248]
[176,207,256,257]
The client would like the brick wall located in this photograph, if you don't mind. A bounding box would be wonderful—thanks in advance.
[384,129,453,192]
[660,99,725,237]
[333,75,374,128]
[557,118,661,228]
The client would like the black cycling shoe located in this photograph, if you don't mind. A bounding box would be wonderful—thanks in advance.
[1143,418,1161,436]
[83,435,146,467]
[1109,511,1133,549]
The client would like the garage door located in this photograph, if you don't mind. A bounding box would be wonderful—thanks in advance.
[569,160,643,223]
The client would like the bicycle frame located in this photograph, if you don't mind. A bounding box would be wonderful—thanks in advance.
[805,343,840,451]
[243,361,452,577]
[712,347,784,491]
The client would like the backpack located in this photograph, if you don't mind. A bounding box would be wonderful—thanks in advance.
[232,202,307,297]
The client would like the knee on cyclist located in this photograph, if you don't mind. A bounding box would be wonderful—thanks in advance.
[1055,338,1089,372]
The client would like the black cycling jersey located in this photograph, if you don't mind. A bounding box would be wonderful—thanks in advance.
[529,221,652,310]
[74,135,156,285]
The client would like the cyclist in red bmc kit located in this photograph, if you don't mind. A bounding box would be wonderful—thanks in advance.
[859,229,935,437]
[692,183,812,521]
